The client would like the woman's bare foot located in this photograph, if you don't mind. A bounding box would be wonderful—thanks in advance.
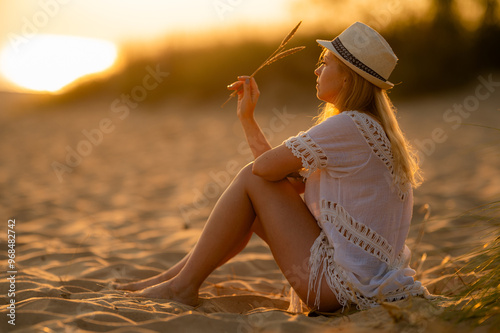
[114,272,169,291]
[115,254,190,291]
[128,278,199,306]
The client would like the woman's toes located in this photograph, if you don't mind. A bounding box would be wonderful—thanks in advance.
[112,282,124,290]
[113,282,131,290]
[113,280,151,291]
[122,280,199,307]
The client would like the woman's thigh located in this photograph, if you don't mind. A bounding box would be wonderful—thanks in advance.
[238,165,341,311]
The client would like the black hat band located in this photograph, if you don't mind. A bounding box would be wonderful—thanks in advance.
[331,38,387,82]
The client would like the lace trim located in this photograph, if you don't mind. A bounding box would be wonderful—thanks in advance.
[308,233,352,309]
[308,232,429,310]
[320,200,394,265]
[344,111,409,201]
[284,132,327,178]
[392,246,407,269]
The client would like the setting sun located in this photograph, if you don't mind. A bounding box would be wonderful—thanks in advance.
[0,34,118,93]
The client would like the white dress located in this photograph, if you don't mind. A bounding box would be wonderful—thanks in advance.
[284,110,429,310]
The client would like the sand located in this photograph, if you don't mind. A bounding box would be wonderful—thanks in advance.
[0,79,499,332]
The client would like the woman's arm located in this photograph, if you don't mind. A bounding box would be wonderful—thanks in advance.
[253,144,303,181]
[228,76,271,159]
[228,76,305,193]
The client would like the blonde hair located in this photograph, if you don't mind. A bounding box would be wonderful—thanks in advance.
[316,49,422,187]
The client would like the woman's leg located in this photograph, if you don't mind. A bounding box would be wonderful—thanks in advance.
[131,164,341,312]
[115,230,254,291]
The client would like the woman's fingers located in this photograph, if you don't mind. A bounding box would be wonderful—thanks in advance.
[243,77,250,95]
[227,75,253,90]
[227,81,243,90]
[227,76,259,106]
[249,77,260,97]
[242,77,260,101]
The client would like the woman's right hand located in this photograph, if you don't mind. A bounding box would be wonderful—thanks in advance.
[227,76,260,120]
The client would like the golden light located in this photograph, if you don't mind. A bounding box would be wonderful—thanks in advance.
[0,34,118,93]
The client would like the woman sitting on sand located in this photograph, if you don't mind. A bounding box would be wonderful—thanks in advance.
[116,22,429,312]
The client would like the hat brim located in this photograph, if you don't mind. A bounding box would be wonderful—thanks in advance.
[317,39,394,90]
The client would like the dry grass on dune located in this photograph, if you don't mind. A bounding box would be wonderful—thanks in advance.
[438,200,500,327]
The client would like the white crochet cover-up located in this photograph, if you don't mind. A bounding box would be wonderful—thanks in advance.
[284,111,429,311]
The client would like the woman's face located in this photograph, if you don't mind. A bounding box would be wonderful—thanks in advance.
[314,50,348,103]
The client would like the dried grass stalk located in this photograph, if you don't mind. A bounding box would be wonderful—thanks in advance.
[222,21,304,108]
[279,21,302,48]
[265,46,306,67]
[440,200,500,327]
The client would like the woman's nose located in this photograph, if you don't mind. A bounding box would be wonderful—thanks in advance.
[315,64,324,76]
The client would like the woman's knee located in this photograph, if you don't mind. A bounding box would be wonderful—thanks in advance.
[235,163,297,197]
[235,162,285,187]
[233,162,257,184]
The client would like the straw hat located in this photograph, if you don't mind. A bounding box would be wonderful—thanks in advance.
[317,22,397,90]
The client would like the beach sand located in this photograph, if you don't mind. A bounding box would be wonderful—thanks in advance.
[0,80,498,332]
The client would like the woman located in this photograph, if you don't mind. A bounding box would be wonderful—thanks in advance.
[116,22,429,312]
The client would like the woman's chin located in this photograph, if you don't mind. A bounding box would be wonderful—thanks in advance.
[316,89,322,100]
[316,91,335,104]
[316,92,327,103]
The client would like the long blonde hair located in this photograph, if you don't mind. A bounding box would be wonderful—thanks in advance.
[316,49,422,187]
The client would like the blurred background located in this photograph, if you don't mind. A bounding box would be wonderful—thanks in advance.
[1,0,499,107]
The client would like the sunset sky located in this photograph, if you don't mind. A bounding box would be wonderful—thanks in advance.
[0,0,296,92]
[0,0,484,93]
[0,0,293,43]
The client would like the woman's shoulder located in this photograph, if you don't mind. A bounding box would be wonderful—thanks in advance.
[320,110,378,125]
[313,111,358,131]
[305,112,359,142]
[317,110,392,161]
[316,111,383,136]
[341,111,387,139]
[342,110,382,126]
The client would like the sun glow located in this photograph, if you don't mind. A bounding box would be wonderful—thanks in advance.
[0,34,118,93]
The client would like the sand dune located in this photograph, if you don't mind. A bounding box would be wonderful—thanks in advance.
[0,81,499,332]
